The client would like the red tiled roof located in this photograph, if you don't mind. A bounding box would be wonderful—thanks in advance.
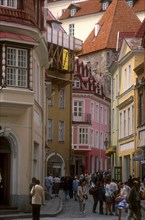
[135,18,145,38]
[0,32,36,44]
[80,0,141,55]
[59,0,102,20]
[133,0,145,12]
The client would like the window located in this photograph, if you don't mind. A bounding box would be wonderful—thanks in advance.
[34,59,41,104]
[132,105,134,133]
[70,8,76,16]
[112,109,115,132]
[73,101,83,117]
[73,78,80,88]
[124,68,127,91]
[120,112,122,138]
[59,121,64,142]
[59,89,65,108]
[6,47,28,87]
[128,108,131,135]
[127,0,133,8]
[102,2,109,10]
[0,0,17,8]
[124,110,126,137]
[128,64,131,88]
[48,119,53,140]
[69,23,75,36]
[79,127,88,145]
[48,96,53,107]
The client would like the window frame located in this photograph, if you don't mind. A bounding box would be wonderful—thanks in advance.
[69,23,75,36]
[58,120,65,142]
[0,0,17,8]
[6,46,29,88]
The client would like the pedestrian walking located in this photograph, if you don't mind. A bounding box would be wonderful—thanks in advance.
[45,173,53,199]
[77,178,88,214]
[30,179,44,220]
[29,177,37,205]
[72,175,79,201]
[127,180,142,220]
[98,180,105,215]
[104,178,113,215]
[53,175,60,197]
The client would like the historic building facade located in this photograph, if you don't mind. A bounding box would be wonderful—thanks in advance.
[45,9,82,177]
[0,0,48,211]
[72,58,110,175]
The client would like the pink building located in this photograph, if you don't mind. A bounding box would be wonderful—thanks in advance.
[72,58,111,175]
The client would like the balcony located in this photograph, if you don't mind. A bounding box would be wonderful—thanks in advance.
[72,113,91,124]
[47,27,83,72]
[72,144,91,152]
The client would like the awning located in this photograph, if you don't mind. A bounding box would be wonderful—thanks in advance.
[106,147,116,156]
[0,32,38,45]
[133,156,145,161]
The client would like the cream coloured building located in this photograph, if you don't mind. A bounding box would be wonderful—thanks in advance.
[110,37,144,182]
[0,0,48,211]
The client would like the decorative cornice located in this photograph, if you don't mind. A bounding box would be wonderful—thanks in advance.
[117,95,134,109]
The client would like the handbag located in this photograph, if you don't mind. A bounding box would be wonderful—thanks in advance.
[89,187,98,195]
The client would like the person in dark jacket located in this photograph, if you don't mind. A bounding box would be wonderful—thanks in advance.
[98,180,105,214]
[29,177,37,205]
[127,180,142,220]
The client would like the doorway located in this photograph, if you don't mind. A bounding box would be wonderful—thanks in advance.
[0,137,11,207]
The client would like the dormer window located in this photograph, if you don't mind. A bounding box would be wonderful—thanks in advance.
[0,0,17,8]
[70,8,76,16]
[126,0,133,8]
[102,1,109,11]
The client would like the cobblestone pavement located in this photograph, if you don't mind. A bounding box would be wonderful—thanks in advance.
[9,190,145,220]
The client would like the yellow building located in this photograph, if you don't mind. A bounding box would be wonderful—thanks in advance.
[110,37,144,182]
[45,11,82,177]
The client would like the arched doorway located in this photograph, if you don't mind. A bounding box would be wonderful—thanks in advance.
[0,137,11,206]
[47,153,64,177]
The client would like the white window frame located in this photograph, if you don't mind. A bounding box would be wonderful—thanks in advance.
[102,2,109,10]
[59,120,65,142]
[73,79,80,88]
[70,8,76,16]
[0,0,17,8]
[48,119,53,140]
[73,100,83,121]
[79,127,88,145]
[128,108,131,136]
[127,0,133,8]
[120,112,123,139]
[69,23,75,36]
[6,47,28,87]
[59,89,65,109]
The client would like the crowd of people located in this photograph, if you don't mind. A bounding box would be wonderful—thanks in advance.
[29,172,145,220]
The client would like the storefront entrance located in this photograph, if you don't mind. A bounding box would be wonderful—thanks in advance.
[0,137,11,207]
